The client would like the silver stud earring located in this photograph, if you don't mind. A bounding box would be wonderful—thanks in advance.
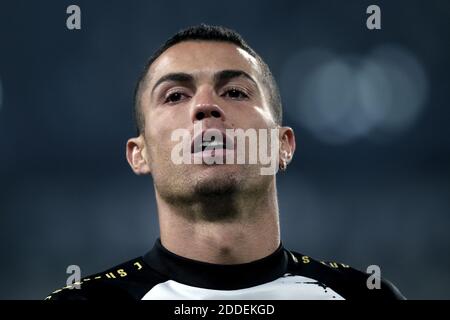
[279,159,287,172]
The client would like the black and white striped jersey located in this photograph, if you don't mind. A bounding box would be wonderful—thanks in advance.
[46,239,405,300]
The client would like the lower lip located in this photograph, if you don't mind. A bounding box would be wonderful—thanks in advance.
[191,148,235,163]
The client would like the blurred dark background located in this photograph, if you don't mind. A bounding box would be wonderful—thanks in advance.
[0,0,449,299]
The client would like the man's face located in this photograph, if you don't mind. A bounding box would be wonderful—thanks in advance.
[134,41,278,203]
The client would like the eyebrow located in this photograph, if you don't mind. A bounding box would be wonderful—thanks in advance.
[213,69,258,87]
[150,69,258,96]
[151,72,194,96]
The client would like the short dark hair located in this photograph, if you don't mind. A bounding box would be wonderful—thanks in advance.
[133,24,282,133]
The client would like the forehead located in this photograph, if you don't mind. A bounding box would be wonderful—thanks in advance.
[148,41,261,83]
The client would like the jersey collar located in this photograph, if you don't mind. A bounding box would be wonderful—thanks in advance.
[143,239,289,290]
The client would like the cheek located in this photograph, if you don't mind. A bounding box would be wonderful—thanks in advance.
[145,130,180,168]
[149,107,192,139]
[231,105,274,130]
[252,105,276,127]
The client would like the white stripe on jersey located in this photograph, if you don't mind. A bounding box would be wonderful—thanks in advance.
[141,274,344,300]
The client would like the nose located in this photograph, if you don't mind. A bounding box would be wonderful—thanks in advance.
[190,88,226,123]
[192,103,225,122]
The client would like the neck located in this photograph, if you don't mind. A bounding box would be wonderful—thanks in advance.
[155,180,281,265]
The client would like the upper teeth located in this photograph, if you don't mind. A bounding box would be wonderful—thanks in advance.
[202,141,223,147]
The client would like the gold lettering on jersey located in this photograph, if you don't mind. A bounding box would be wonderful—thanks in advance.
[329,262,339,268]
[117,269,127,277]
[134,262,143,270]
[302,256,311,264]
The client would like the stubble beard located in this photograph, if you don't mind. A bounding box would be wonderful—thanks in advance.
[155,163,267,223]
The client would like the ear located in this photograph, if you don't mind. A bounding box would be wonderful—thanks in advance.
[126,135,151,175]
[278,126,296,165]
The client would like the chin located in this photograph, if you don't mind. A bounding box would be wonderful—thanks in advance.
[192,165,242,196]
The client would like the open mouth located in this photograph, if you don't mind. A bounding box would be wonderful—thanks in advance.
[191,129,234,154]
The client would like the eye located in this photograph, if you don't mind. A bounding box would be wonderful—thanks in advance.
[222,88,249,100]
[164,91,189,104]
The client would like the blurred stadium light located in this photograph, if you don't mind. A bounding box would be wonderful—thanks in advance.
[281,45,428,144]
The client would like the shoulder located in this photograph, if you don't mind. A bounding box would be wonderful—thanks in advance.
[287,250,406,300]
[45,257,166,301]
